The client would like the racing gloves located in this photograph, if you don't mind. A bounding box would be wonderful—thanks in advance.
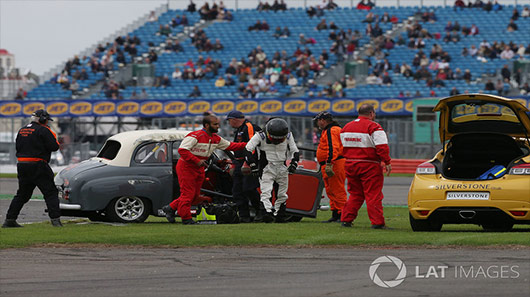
[249,162,261,177]
[288,161,298,174]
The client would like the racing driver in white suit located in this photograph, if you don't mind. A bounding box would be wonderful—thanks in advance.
[245,118,299,223]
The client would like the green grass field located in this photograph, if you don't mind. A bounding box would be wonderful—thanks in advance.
[1,207,529,249]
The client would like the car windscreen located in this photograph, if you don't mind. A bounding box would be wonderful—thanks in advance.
[449,102,526,134]
[97,140,121,160]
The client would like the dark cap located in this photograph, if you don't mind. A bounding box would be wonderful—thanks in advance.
[313,111,332,121]
[226,110,245,120]
[32,109,53,121]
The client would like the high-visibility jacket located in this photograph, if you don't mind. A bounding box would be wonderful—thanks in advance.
[316,122,343,165]
[340,116,391,165]
[233,120,261,159]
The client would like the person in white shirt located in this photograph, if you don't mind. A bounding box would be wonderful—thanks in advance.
[245,118,299,223]
[500,46,515,60]
[172,68,182,79]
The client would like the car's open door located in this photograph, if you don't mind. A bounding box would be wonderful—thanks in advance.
[285,148,324,218]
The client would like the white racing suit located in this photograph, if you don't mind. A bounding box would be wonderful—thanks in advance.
[245,131,299,215]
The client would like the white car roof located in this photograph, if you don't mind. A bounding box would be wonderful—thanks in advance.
[98,129,190,167]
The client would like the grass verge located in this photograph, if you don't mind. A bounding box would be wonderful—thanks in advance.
[1,207,529,249]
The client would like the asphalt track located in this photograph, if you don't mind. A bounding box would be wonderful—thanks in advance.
[1,247,529,297]
[1,177,529,297]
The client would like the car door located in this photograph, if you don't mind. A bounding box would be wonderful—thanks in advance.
[129,141,174,212]
[285,153,324,218]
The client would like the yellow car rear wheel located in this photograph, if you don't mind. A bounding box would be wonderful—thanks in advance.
[409,213,442,232]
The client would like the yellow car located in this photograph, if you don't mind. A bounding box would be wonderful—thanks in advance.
[408,94,530,231]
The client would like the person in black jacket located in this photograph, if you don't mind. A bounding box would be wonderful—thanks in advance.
[226,111,264,223]
[3,110,62,228]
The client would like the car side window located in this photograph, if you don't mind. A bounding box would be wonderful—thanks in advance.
[172,141,182,160]
[134,142,168,164]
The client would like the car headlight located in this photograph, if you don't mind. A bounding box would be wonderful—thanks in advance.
[416,162,436,175]
[509,164,530,175]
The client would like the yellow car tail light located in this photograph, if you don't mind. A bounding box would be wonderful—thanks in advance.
[510,211,527,216]
[508,164,530,175]
[416,162,436,175]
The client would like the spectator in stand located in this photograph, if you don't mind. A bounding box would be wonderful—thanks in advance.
[188,85,201,97]
[454,0,466,10]
[507,19,518,32]
[380,12,391,23]
[357,0,374,10]
[511,7,519,20]
[463,69,472,83]
[15,88,26,100]
[495,79,504,95]
[261,20,270,31]
[485,80,495,91]
[483,0,492,12]
[516,44,526,56]
[139,89,148,99]
[390,15,399,24]
[287,74,298,87]
[362,12,376,23]
[172,68,183,79]
[69,79,80,95]
[148,10,157,22]
[381,72,392,86]
[281,26,290,38]
[461,47,469,56]
[469,44,478,56]
[366,73,382,84]
[225,74,235,86]
[248,20,262,31]
[450,87,460,95]
[453,68,464,80]
[520,82,530,95]
[215,76,226,87]
[492,0,502,11]
[130,91,140,99]
[345,75,356,88]
[500,64,511,80]
[500,46,515,59]
[522,7,530,18]
[257,1,271,11]
[158,25,172,36]
[316,19,328,30]
[273,26,283,38]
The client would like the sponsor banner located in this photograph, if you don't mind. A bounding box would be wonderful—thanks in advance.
[2,97,528,118]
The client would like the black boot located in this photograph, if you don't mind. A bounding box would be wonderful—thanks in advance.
[253,209,264,223]
[50,218,63,227]
[2,219,23,228]
[275,204,288,223]
[162,205,176,223]
[262,211,274,223]
[322,210,340,223]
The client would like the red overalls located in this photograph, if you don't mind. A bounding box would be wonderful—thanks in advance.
[340,116,391,226]
[169,129,246,220]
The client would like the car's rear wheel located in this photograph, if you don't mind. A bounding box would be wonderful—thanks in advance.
[106,196,151,223]
[409,213,442,231]
[481,222,514,232]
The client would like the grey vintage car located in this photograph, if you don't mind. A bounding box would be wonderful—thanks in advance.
[54,129,324,223]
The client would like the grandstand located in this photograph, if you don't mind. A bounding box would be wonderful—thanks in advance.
[1,1,529,163]
[8,1,529,101]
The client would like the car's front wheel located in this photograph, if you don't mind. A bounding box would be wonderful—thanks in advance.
[409,213,442,231]
[106,196,151,223]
